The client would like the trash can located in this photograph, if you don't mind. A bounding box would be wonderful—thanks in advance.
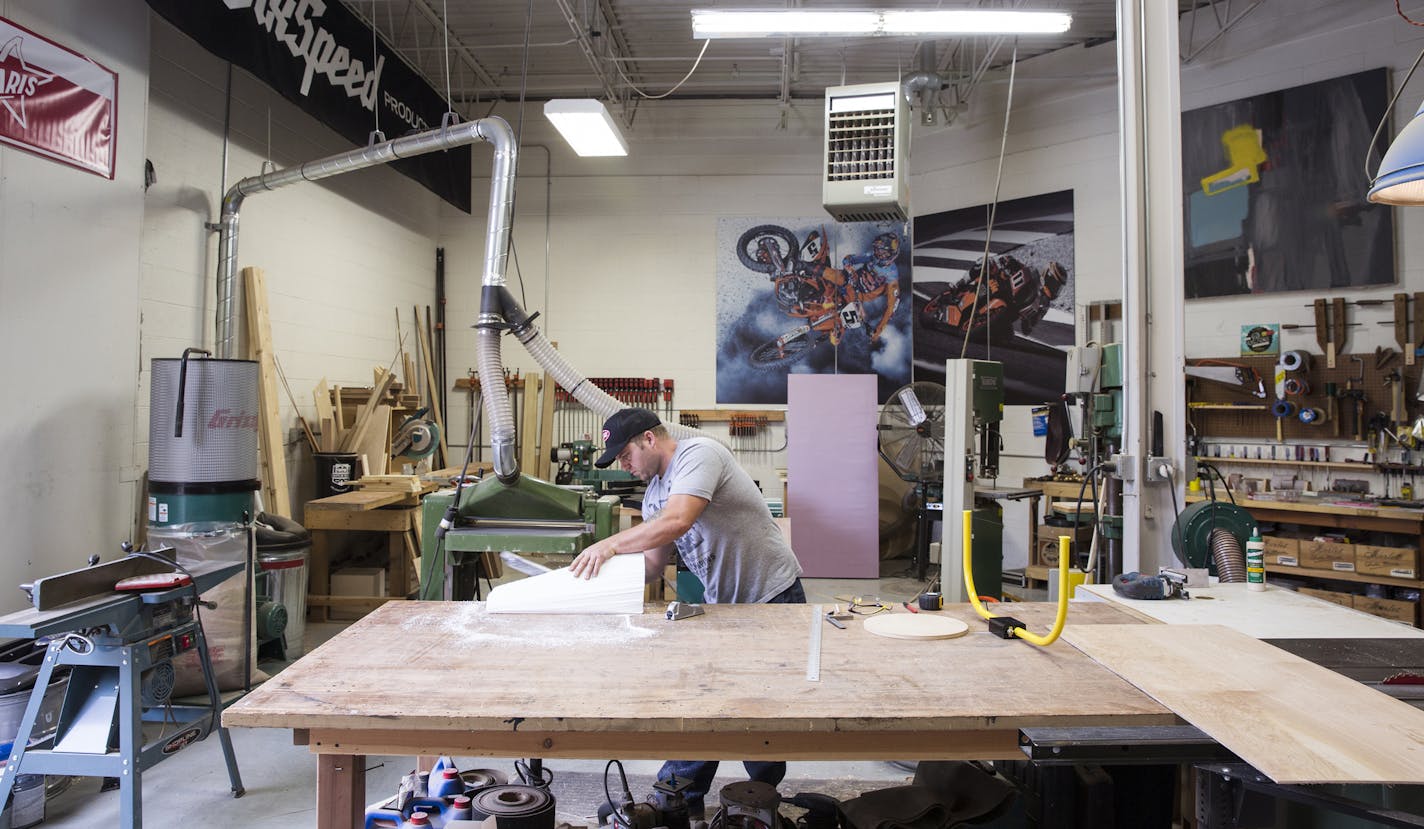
[255,512,311,660]
[313,452,360,499]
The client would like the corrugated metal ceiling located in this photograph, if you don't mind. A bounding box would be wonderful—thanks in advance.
[348,1,1224,114]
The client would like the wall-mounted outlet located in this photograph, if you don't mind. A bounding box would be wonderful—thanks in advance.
[1146,456,1174,483]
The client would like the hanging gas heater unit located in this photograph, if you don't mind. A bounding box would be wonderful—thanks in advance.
[822,81,910,222]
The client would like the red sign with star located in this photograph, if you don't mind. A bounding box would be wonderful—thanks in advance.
[0,16,116,179]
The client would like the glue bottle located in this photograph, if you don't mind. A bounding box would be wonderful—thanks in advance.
[1246,528,1266,592]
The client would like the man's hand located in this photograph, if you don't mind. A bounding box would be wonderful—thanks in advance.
[569,539,617,579]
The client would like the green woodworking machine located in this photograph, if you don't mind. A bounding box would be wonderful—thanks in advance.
[550,439,642,498]
[420,474,620,600]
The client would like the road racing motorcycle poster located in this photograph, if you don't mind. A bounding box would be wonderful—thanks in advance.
[911,190,1075,405]
[716,217,913,405]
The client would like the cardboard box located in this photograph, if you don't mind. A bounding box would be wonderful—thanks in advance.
[1353,595,1418,626]
[1037,524,1088,567]
[330,567,386,621]
[1261,536,1300,565]
[1297,586,1354,608]
[1299,540,1355,573]
[1355,545,1419,580]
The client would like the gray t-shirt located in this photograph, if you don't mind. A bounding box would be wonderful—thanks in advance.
[642,437,802,603]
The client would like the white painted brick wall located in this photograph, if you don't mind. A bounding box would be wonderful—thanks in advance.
[139,16,442,515]
[7,3,1419,602]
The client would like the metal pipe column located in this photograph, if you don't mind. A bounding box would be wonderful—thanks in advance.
[1116,0,1187,573]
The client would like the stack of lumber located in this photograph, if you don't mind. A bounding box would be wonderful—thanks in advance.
[312,368,396,475]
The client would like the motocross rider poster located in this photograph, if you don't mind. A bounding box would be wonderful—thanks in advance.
[716,218,913,405]
[911,190,1075,406]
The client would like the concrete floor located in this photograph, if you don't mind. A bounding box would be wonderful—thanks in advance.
[27,560,939,828]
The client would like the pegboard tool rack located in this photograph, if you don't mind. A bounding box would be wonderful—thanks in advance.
[1186,352,1423,443]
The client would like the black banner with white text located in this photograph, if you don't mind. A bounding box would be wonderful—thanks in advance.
[147,0,472,212]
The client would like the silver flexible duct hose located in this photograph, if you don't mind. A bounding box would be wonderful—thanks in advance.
[1210,528,1247,583]
[516,325,701,442]
[478,327,517,478]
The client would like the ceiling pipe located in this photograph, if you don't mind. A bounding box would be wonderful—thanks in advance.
[212,116,698,487]
[213,117,527,483]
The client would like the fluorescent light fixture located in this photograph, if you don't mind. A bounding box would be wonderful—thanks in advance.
[1369,100,1424,205]
[883,10,1072,34]
[692,10,879,37]
[543,99,628,157]
[691,9,1071,38]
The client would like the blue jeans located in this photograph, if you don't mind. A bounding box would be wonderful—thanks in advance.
[659,579,804,816]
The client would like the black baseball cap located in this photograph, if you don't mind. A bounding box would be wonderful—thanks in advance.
[595,408,662,468]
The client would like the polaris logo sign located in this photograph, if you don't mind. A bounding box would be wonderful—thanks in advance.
[0,16,116,178]
[148,0,471,211]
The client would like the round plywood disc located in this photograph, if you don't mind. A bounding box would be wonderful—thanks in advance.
[863,613,970,640]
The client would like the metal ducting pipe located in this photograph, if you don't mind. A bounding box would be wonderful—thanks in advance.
[901,71,942,104]
[212,117,526,483]
[213,115,702,488]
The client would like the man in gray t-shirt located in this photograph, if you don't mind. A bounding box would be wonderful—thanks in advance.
[569,407,804,815]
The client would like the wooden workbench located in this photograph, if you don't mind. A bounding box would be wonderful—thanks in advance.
[224,601,1171,827]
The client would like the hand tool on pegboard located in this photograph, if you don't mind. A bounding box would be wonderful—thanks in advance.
[1342,355,1367,441]
[1272,356,1288,443]
[1326,382,1340,437]
[1396,293,1415,366]
[1313,297,1348,368]
[1414,292,1424,367]
[1387,369,1408,426]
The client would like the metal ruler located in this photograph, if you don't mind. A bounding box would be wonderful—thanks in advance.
[806,603,822,682]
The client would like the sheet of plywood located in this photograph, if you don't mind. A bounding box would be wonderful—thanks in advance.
[1064,624,1424,784]
[485,552,643,614]
[1078,583,1424,639]
[787,374,878,577]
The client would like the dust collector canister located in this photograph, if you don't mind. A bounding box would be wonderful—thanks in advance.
[148,356,260,490]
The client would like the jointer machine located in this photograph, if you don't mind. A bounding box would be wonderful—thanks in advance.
[421,473,621,600]
[0,552,244,828]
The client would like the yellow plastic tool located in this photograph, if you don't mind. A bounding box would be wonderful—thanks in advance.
[963,510,1070,646]
[1200,124,1267,196]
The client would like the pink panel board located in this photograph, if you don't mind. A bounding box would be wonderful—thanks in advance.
[787,374,879,578]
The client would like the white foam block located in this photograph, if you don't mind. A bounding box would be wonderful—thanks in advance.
[485,552,645,614]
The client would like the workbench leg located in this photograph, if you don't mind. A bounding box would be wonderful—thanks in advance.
[316,753,364,829]
[914,491,929,581]
[309,530,331,622]
[1026,494,1042,568]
